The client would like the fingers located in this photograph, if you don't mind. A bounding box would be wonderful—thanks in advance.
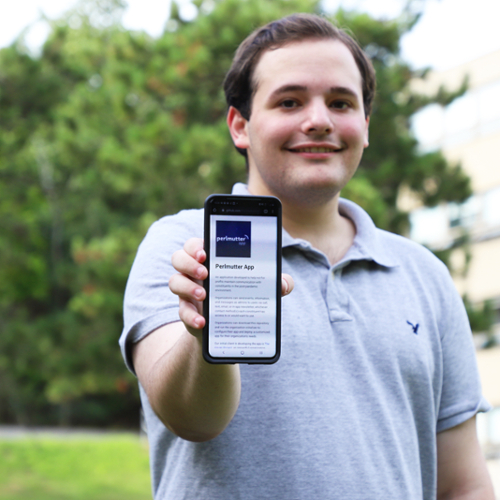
[184,237,206,263]
[169,273,206,335]
[168,272,205,303]
[281,273,294,297]
[170,238,208,337]
[178,297,205,335]
[171,238,207,281]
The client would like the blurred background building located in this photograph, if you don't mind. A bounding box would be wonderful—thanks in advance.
[410,48,500,339]
[409,48,500,491]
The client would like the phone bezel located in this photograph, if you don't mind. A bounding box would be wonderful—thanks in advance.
[202,194,282,364]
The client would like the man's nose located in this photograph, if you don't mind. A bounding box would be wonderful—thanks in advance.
[302,100,333,135]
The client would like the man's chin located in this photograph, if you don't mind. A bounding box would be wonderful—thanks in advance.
[278,181,343,208]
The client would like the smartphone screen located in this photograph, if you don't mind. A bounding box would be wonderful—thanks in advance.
[203,194,282,364]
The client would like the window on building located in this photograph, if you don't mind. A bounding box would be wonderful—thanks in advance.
[479,81,500,124]
[411,104,444,149]
[483,186,500,228]
[459,195,482,228]
[444,92,479,136]
[409,205,449,246]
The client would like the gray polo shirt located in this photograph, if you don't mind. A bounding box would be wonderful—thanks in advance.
[120,183,489,500]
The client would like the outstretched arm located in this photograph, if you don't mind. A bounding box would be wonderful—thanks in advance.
[132,238,293,442]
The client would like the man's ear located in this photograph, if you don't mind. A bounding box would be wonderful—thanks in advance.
[227,106,250,150]
[363,116,370,148]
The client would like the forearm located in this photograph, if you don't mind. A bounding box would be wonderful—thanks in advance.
[437,417,495,500]
[135,323,241,442]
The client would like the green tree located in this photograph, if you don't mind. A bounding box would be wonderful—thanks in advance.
[0,0,475,426]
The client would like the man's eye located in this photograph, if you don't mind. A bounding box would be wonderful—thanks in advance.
[280,100,298,108]
[331,100,350,109]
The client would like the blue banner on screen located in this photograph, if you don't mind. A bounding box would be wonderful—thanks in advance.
[216,220,251,258]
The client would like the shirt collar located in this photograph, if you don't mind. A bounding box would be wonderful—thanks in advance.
[231,183,252,196]
[337,198,398,268]
[231,183,398,268]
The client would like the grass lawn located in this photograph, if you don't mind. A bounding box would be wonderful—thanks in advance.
[0,433,152,500]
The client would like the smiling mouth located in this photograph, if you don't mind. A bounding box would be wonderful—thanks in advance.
[290,146,341,153]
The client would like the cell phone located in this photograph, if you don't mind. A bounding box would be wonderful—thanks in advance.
[203,194,282,364]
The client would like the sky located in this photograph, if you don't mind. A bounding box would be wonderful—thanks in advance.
[1,0,499,71]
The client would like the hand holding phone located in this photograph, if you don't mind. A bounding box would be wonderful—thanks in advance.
[170,238,208,335]
[203,194,282,364]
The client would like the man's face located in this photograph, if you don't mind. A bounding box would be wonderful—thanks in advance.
[228,39,370,207]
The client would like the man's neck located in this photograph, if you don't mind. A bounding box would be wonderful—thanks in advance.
[245,179,356,265]
[281,195,356,266]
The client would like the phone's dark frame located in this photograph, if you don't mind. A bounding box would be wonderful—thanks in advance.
[202,194,282,364]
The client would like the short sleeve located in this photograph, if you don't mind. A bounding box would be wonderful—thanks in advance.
[436,274,491,432]
[119,209,203,373]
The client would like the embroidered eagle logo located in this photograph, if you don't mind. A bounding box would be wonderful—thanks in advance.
[407,320,419,334]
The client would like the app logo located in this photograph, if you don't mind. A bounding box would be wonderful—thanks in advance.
[216,220,251,258]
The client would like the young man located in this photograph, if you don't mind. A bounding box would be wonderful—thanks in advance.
[120,14,494,500]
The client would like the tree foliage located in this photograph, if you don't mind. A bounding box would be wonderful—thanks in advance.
[0,0,473,426]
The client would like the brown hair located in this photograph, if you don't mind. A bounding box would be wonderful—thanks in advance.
[223,13,376,157]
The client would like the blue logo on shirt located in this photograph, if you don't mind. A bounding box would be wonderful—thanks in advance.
[407,320,419,334]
